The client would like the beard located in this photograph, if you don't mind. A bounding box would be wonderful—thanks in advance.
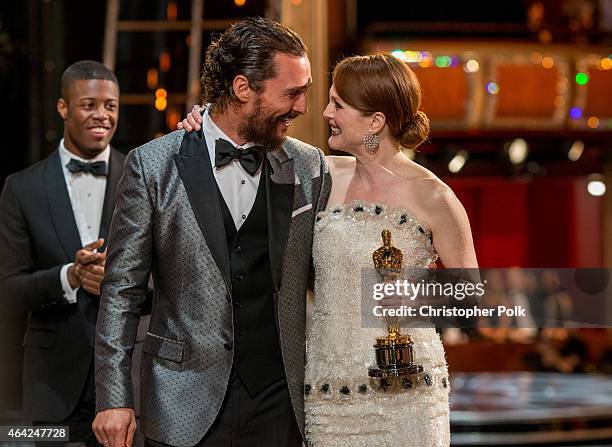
[238,97,298,152]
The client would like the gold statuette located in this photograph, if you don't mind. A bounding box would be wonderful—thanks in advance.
[368,230,423,379]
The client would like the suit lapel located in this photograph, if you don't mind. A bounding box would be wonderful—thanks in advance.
[174,131,232,288]
[98,148,124,250]
[45,150,82,261]
[265,149,295,292]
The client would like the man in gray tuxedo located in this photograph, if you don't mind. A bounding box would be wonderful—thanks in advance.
[93,17,330,447]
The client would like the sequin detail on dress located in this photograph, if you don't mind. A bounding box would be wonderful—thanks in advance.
[305,200,449,446]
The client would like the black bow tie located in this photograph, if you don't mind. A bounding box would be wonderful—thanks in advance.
[66,159,108,177]
[214,139,263,176]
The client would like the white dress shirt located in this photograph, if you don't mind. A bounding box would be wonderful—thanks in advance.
[202,108,262,231]
[58,140,110,302]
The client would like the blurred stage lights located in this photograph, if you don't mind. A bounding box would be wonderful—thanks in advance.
[419,56,433,68]
[147,68,158,89]
[155,98,167,111]
[541,56,554,68]
[531,52,543,64]
[448,150,468,173]
[569,107,582,120]
[434,56,453,68]
[568,140,584,161]
[464,59,479,73]
[587,176,606,197]
[391,50,407,61]
[155,88,167,111]
[167,2,177,20]
[600,58,612,70]
[159,52,171,73]
[507,139,529,164]
[587,116,600,129]
[390,50,457,68]
[391,50,423,63]
[575,72,589,85]
[486,82,499,94]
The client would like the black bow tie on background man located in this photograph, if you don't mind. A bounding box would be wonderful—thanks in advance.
[214,138,264,176]
[66,158,108,177]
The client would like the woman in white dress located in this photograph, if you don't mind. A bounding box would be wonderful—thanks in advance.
[180,53,477,446]
[303,54,477,446]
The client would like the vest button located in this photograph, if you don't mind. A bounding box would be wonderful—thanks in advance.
[224,342,233,351]
[238,329,247,336]
[236,273,244,281]
[235,302,243,309]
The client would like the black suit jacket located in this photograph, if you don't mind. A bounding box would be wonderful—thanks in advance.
[0,147,124,422]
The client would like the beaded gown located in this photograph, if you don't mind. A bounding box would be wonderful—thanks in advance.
[305,200,450,446]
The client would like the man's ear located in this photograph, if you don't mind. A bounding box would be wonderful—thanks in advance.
[232,75,252,103]
[370,112,386,134]
[57,98,68,120]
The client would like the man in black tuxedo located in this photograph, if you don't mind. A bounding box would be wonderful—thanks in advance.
[0,60,123,445]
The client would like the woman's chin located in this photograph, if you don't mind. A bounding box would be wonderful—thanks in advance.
[328,136,341,151]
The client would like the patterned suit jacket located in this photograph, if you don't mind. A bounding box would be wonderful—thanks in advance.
[95,129,330,446]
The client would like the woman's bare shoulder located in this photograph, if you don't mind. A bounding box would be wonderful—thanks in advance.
[406,162,459,212]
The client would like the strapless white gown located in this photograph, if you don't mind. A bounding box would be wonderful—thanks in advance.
[305,200,450,446]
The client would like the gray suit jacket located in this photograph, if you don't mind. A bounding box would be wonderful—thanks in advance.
[95,129,330,447]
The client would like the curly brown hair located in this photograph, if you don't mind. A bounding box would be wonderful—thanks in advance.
[201,17,306,112]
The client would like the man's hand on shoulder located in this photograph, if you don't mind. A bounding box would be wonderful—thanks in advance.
[177,104,203,132]
[93,407,136,447]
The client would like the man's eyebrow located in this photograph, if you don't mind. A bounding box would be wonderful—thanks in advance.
[285,79,313,95]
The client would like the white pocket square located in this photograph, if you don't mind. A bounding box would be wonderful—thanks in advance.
[291,204,312,218]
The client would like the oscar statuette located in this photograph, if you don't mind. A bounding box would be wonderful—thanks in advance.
[368,230,423,381]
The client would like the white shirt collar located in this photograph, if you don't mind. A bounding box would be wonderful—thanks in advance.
[59,138,110,173]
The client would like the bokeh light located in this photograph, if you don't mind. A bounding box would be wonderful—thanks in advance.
[575,72,589,85]
[587,116,600,129]
[465,59,479,73]
[569,107,582,120]
[486,82,500,94]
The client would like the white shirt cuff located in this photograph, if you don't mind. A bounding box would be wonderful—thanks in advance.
[60,263,79,303]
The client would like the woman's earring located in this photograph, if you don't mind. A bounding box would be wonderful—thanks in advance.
[363,131,380,155]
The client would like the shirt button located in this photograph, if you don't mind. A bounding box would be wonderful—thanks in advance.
[241,215,246,220]
[87,193,91,197]
[241,179,245,185]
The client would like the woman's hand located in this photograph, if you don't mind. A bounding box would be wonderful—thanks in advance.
[177,105,204,132]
